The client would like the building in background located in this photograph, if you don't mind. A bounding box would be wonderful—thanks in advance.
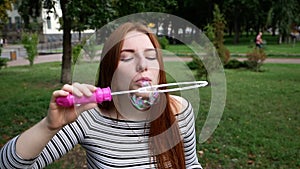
[2,2,94,45]
[3,3,22,44]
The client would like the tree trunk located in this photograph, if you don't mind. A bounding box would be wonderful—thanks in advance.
[60,0,72,84]
[79,31,81,42]
[233,18,240,44]
[233,7,241,44]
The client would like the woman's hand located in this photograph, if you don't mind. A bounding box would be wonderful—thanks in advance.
[46,83,98,131]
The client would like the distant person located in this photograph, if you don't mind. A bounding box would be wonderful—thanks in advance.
[0,38,3,47]
[290,31,299,43]
[255,32,263,48]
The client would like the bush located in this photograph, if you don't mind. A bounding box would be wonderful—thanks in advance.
[0,58,9,69]
[72,44,83,65]
[224,59,246,69]
[218,45,231,64]
[245,48,267,72]
[187,55,208,80]
[187,59,199,70]
[158,36,169,49]
[21,32,39,66]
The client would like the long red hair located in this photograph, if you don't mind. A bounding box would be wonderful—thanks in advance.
[96,22,186,169]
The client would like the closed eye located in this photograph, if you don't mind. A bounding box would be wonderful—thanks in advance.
[120,55,134,62]
[144,49,157,60]
[120,51,134,62]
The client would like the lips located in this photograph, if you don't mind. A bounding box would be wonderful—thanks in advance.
[135,77,151,86]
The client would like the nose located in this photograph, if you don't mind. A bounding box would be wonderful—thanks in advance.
[136,53,147,72]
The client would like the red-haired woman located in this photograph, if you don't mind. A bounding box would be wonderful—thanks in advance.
[0,22,202,169]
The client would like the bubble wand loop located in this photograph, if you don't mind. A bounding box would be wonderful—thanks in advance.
[134,81,208,94]
[56,81,208,107]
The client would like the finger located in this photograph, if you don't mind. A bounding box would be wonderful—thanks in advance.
[81,84,97,97]
[69,83,86,97]
[61,84,73,93]
[73,83,96,97]
[51,90,70,102]
[73,83,97,91]
[83,84,97,92]
[49,90,71,109]
[71,86,83,97]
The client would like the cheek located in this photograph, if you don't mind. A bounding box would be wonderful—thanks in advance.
[149,68,160,84]
[112,64,135,91]
[148,63,160,84]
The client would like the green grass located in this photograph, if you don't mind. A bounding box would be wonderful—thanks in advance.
[196,64,300,168]
[167,34,300,58]
[0,62,299,168]
[226,43,300,57]
[0,63,61,144]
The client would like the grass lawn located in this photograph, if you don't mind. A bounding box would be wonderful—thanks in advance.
[167,34,300,58]
[0,62,299,168]
[226,43,300,57]
[196,64,300,168]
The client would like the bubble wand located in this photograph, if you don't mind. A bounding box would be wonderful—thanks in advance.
[55,81,208,107]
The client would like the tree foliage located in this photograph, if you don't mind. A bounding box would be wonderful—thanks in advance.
[111,0,177,16]
[211,4,230,64]
[68,0,116,31]
[21,32,39,66]
[41,0,177,83]
[13,0,300,82]
[0,0,13,31]
[190,4,229,80]
[222,0,272,43]
[18,0,42,31]
[267,0,300,43]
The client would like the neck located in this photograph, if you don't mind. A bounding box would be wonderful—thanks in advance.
[112,94,150,121]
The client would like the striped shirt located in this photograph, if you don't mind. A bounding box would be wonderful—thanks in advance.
[0,97,202,169]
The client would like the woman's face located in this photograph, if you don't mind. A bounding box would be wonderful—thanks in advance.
[112,31,160,93]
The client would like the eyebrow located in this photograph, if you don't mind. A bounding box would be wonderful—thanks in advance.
[120,49,135,53]
[120,48,156,53]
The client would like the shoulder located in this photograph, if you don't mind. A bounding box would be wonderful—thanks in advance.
[170,95,190,116]
[170,95,196,135]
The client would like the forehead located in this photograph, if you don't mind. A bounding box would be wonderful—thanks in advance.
[122,31,154,50]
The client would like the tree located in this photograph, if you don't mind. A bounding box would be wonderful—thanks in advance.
[0,0,12,22]
[68,0,116,42]
[191,4,229,79]
[111,0,177,17]
[267,0,300,43]
[59,0,72,83]
[171,0,215,29]
[0,0,13,34]
[211,4,230,64]
[21,32,39,66]
[18,0,42,31]
[48,0,178,83]
[17,0,178,84]
[223,0,256,43]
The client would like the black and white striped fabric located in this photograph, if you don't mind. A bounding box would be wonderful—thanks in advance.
[0,97,202,169]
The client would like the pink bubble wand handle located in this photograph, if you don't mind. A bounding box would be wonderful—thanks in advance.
[55,81,208,107]
[55,87,112,107]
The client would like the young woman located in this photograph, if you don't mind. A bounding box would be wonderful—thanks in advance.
[0,22,202,169]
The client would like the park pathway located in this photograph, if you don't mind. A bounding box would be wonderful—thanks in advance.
[5,53,300,67]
